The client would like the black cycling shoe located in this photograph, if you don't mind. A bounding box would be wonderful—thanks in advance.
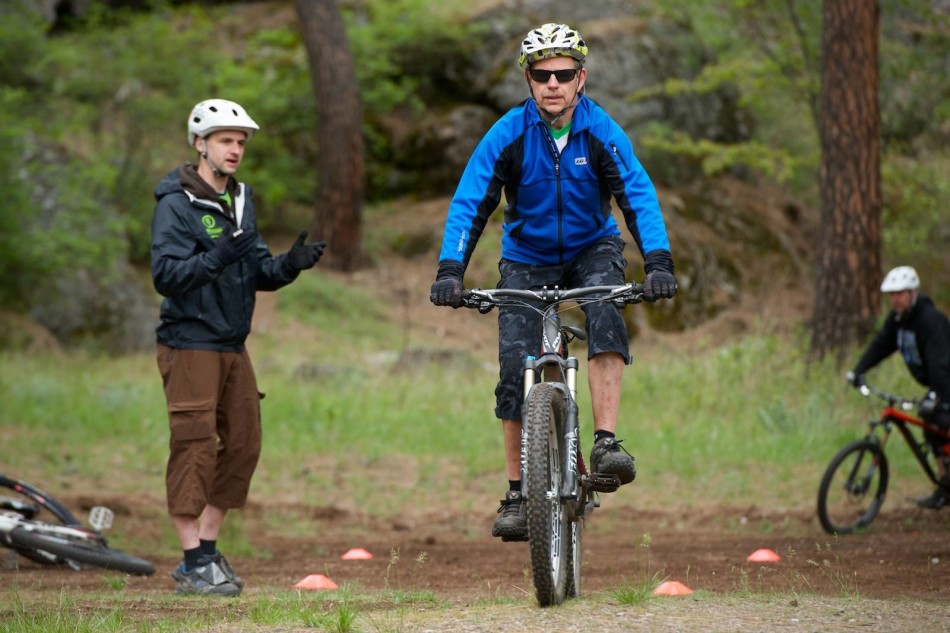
[915,487,949,510]
[491,490,528,541]
[590,437,636,487]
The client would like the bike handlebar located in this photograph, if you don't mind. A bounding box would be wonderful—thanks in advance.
[460,283,645,311]
[847,374,918,410]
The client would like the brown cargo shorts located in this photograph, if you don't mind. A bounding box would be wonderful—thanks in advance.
[157,344,263,516]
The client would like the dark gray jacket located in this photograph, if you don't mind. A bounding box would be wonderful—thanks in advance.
[150,164,299,352]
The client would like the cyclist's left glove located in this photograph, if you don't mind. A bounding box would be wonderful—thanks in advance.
[643,250,677,302]
[285,230,327,271]
[430,261,464,308]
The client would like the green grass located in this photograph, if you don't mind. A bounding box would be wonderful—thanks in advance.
[0,308,930,513]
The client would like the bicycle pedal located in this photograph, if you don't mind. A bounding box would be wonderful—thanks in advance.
[88,506,114,531]
[588,473,620,493]
[501,534,529,542]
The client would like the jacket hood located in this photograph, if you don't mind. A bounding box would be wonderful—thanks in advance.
[154,163,239,211]
[154,167,185,201]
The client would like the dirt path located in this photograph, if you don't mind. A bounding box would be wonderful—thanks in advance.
[4,497,948,606]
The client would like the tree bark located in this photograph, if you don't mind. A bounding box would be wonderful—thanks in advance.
[811,0,881,362]
[295,0,364,271]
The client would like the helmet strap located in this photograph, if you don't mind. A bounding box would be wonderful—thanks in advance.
[198,138,226,178]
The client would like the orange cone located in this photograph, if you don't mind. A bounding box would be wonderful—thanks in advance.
[294,574,339,590]
[341,548,374,560]
[747,548,781,562]
[653,580,694,596]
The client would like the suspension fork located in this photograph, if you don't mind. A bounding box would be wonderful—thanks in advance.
[560,358,580,500]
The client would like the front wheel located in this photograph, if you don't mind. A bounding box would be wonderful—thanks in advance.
[524,382,569,607]
[9,526,155,576]
[817,439,889,535]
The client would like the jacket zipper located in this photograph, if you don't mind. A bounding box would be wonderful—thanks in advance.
[610,142,630,171]
[542,127,565,264]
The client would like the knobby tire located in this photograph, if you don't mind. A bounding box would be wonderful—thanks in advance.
[0,474,80,526]
[524,382,570,607]
[817,439,889,535]
[565,516,582,599]
[9,526,155,576]
[1,473,86,566]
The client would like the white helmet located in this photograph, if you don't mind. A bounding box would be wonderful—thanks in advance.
[187,99,259,147]
[880,266,920,292]
[518,23,588,69]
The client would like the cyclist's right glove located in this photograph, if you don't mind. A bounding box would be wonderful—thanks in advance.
[846,371,865,388]
[430,260,464,308]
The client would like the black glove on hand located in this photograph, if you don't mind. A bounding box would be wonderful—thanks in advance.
[643,270,677,302]
[285,230,327,271]
[430,261,464,307]
[846,371,865,388]
[209,226,257,268]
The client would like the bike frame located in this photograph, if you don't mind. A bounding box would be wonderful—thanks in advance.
[466,284,640,516]
[870,400,950,492]
[521,301,586,517]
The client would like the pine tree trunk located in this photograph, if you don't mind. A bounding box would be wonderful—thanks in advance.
[811,0,881,362]
[295,0,364,271]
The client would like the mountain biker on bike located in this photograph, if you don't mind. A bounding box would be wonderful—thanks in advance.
[849,266,950,509]
[430,23,677,541]
[151,99,328,595]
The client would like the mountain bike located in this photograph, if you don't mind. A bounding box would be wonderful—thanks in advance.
[0,473,155,575]
[816,379,950,535]
[461,282,644,607]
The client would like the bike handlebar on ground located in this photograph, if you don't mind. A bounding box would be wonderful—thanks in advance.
[460,282,646,312]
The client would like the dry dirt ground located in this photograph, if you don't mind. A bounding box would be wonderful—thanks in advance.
[3,490,950,631]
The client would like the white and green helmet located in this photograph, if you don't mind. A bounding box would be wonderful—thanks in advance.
[187,99,260,147]
[518,23,588,69]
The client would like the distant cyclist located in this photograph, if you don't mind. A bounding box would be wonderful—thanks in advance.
[849,266,950,509]
[430,23,677,540]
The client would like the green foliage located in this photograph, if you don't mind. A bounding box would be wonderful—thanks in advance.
[638,123,798,182]
[344,0,482,114]
[635,0,822,192]
[881,154,950,305]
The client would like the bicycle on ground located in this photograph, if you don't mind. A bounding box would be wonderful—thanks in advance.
[0,472,155,575]
[816,378,950,535]
[461,282,644,607]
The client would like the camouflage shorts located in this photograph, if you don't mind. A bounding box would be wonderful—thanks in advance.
[494,235,631,421]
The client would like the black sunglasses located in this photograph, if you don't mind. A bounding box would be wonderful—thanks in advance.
[528,68,579,84]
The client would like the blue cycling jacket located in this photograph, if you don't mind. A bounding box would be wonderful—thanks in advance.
[437,94,671,270]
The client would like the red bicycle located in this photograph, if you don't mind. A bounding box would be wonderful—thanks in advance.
[817,379,950,535]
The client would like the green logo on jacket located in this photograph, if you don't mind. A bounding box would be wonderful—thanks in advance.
[203,215,223,238]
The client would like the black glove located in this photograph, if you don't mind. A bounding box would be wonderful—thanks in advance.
[209,226,257,269]
[430,261,464,307]
[285,230,327,271]
[846,371,865,388]
[643,270,677,302]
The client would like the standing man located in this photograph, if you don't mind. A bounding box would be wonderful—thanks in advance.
[849,266,950,508]
[430,24,677,541]
[151,99,327,595]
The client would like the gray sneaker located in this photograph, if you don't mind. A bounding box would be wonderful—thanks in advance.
[172,558,241,596]
[491,490,527,540]
[590,437,636,486]
[211,552,244,589]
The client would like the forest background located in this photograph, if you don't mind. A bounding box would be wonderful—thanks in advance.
[0,0,948,354]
